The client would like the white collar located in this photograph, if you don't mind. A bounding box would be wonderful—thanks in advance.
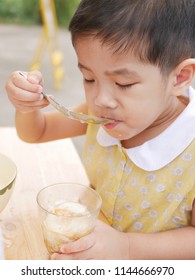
[97,87,195,171]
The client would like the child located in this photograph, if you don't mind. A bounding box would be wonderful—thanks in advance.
[6,0,195,259]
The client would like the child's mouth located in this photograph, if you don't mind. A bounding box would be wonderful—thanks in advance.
[103,120,121,129]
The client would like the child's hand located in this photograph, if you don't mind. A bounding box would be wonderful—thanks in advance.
[6,71,49,113]
[51,220,130,260]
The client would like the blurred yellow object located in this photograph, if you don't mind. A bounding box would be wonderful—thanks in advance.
[52,50,63,66]
[54,66,65,89]
[30,0,65,90]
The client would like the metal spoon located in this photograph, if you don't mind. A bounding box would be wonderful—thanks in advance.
[19,72,114,125]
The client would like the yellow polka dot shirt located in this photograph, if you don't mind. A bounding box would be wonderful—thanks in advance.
[83,88,195,233]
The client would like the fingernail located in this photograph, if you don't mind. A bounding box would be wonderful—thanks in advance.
[37,85,43,94]
[39,94,43,100]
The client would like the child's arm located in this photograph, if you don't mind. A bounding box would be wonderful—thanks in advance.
[128,226,195,259]
[6,71,87,142]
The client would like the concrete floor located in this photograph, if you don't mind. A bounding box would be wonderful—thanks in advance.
[0,24,195,157]
[0,24,85,156]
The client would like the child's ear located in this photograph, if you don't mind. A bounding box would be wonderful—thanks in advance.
[172,58,195,96]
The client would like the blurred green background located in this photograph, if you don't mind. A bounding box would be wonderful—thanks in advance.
[0,0,80,27]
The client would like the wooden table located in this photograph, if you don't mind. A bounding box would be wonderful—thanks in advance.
[0,127,89,259]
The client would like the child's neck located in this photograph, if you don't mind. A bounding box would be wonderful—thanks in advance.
[121,97,188,149]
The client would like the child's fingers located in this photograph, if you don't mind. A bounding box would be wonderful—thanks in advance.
[11,71,43,94]
[60,232,95,254]
[51,251,93,260]
[27,70,44,86]
[10,87,44,102]
[51,253,72,260]
[16,104,48,113]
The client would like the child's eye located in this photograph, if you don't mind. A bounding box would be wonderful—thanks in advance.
[116,83,133,89]
[84,78,95,83]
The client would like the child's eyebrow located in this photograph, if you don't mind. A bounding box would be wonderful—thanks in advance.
[105,68,139,78]
[78,63,90,71]
[78,63,139,78]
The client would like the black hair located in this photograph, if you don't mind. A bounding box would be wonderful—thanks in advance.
[69,0,195,73]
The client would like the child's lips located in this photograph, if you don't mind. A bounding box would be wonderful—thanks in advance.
[103,119,121,129]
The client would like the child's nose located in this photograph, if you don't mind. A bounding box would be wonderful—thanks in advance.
[94,91,117,109]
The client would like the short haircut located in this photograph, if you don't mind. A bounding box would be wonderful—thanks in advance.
[69,0,195,74]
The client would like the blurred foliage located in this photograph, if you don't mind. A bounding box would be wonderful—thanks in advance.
[55,0,80,27]
[0,0,80,27]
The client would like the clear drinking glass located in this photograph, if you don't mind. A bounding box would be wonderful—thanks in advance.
[37,183,102,254]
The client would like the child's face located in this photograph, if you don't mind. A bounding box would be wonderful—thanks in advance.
[75,37,176,141]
